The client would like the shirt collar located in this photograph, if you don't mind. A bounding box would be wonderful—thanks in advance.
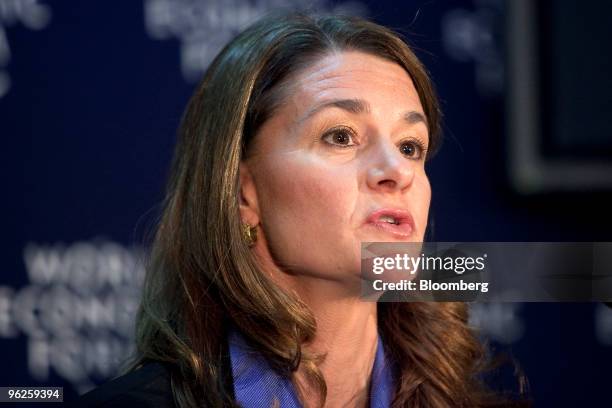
[229,327,394,408]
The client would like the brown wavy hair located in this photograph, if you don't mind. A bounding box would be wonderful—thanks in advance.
[127,12,530,408]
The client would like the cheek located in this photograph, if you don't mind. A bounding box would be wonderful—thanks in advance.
[266,157,355,224]
[414,172,431,237]
[254,154,358,270]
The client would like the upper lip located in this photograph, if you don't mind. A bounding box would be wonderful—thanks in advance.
[365,207,415,229]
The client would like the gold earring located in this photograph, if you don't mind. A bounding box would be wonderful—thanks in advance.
[242,222,257,247]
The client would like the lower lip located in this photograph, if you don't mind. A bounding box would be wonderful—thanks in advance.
[366,221,414,238]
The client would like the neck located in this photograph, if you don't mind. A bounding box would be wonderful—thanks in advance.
[285,277,379,408]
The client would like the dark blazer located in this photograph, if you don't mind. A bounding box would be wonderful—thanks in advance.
[76,362,176,407]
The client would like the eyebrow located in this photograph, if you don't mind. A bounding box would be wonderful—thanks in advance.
[297,98,428,127]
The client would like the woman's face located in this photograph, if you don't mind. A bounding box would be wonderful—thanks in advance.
[240,51,431,283]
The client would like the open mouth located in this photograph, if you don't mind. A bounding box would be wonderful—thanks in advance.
[366,208,415,238]
[378,214,400,225]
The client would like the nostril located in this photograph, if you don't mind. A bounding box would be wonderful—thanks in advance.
[378,179,397,188]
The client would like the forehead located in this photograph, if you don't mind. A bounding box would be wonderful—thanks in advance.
[296,51,411,89]
[281,51,424,123]
[291,51,420,105]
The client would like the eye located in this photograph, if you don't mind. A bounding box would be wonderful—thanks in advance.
[399,139,427,160]
[321,127,357,148]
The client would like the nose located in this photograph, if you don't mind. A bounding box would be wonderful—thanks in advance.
[366,140,415,192]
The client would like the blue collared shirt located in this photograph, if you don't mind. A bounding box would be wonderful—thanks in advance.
[229,328,394,407]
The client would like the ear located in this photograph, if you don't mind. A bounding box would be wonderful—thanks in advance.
[239,161,260,226]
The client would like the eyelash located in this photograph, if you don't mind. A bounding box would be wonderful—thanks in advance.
[320,126,428,160]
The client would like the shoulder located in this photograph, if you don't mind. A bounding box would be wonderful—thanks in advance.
[76,362,176,408]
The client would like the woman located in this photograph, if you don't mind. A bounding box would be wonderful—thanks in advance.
[79,12,528,408]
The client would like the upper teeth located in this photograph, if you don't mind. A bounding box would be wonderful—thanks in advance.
[379,215,398,224]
